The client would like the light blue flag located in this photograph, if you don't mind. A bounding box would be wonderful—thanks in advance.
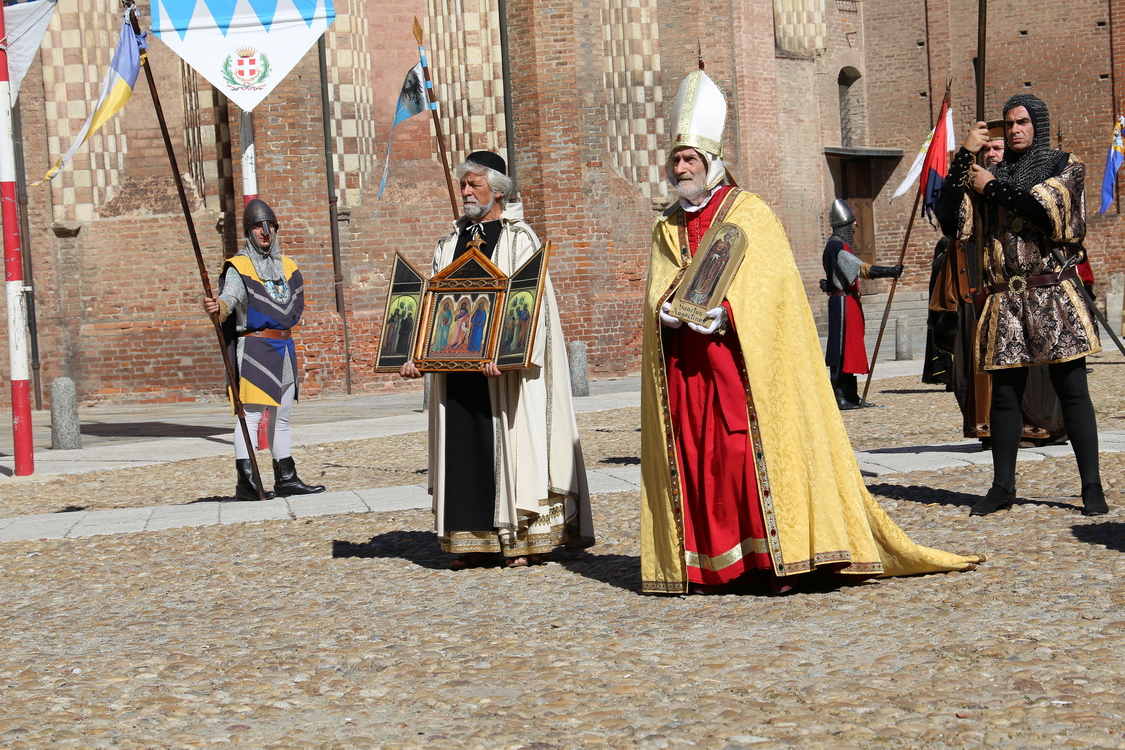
[376,62,433,211]
[1100,115,1125,214]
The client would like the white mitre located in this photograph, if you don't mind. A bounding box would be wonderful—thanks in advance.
[665,69,729,190]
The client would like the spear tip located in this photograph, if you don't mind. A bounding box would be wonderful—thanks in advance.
[413,16,424,46]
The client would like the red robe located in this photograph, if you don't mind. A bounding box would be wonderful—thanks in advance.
[664,186,772,586]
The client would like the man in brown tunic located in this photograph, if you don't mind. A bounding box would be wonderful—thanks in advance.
[940,94,1107,517]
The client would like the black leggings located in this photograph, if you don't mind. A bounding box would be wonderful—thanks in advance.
[990,358,1100,493]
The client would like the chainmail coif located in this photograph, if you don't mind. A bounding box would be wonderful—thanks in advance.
[831,223,856,248]
[991,94,1064,191]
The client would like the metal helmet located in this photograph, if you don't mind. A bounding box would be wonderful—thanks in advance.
[828,199,856,228]
[242,199,278,235]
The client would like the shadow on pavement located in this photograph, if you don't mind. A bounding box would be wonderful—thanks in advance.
[81,421,229,440]
[867,482,979,508]
[870,483,1084,513]
[187,495,244,504]
[864,443,985,455]
[331,532,644,591]
[1070,521,1125,551]
[555,549,641,593]
[333,530,452,570]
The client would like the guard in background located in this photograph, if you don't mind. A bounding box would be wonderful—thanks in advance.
[822,199,902,409]
[204,199,326,501]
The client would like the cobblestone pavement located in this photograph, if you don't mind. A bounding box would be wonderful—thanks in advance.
[2,352,1125,748]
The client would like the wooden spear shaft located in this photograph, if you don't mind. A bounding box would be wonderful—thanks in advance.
[413,17,459,220]
[861,187,922,404]
[126,3,267,501]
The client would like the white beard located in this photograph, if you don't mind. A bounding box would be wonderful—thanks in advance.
[673,172,708,204]
[463,195,495,221]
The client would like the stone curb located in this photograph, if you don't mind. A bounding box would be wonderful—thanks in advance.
[5,433,1125,543]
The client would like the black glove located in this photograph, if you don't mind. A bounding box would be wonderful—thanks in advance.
[869,265,903,279]
[818,278,829,294]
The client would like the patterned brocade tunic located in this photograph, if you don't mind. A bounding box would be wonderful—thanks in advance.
[953,151,1101,370]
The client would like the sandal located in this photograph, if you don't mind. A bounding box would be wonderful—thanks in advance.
[449,553,484,571]
[505,553,550,568]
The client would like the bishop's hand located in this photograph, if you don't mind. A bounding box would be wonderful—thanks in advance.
[687,306,726,335]
[659,301,684,329]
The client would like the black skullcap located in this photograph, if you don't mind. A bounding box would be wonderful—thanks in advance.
[466,150,506,175]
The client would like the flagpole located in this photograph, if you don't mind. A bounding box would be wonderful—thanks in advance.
[413,17,459,219]
[973,0,988,289]
[126,2,267,501]
[862,87,952,404]
[860,189,923,405]
[318,34,352,394]
[0,3,34,475]
[237,107,271,448]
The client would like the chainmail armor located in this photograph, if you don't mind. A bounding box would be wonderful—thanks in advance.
[991,94,1064,191]
[832,224,856,248]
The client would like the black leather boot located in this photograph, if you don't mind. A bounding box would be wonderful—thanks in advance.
[235,458,276,502]
[273,456,326,496]
[842,372,876,408]
[969,484,1015,516]
[833,378,860,410]
[1081,483,1109,516]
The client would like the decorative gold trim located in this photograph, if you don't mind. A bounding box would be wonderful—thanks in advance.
[672,133,723,158]
[642,579,689,595]
[685,536,769,572]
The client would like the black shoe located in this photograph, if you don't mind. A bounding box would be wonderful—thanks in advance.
[970,485,1015,516]
[833,382,861,410]
[235,458,276,502]
[1081,483,1109,516]
[273,456,326,496]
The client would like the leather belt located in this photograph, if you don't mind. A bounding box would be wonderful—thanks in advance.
[829,290,849,298]
[243,329,291,340]
[987,265,1077,295]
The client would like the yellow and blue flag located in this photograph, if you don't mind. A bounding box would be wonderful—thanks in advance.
[1099,115,1125,214]
[38,17,146,183]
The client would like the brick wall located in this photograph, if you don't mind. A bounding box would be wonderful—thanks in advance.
[865,0,1125,297]
[10,0,1121,410]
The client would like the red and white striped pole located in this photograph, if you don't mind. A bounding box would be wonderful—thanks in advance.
[0,5,34,475]
[239,108,269,450]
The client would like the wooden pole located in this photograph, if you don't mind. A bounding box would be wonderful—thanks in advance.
[413,17,459,220]
[861,84,951,403]
[126,2,267,500]
[860,188,922,403]
[318,35,352,394]
[973,0,988,289]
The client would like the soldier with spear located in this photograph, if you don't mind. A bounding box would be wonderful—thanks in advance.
[204,201,326,501]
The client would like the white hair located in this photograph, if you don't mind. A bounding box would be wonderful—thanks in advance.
[455,161,512,203]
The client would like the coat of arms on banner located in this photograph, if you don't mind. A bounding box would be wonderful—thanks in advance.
[223,48,271,91]
[152,0,335,111]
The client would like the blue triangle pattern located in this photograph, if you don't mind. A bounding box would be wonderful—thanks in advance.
[246,0,278,30]
[201,0,237,35]
[158,0,202,40]
[156,0,333,40]
[292,0,333,26]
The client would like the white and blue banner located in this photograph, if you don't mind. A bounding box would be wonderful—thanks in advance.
[151,0,336,111]
[2,0,59,107]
